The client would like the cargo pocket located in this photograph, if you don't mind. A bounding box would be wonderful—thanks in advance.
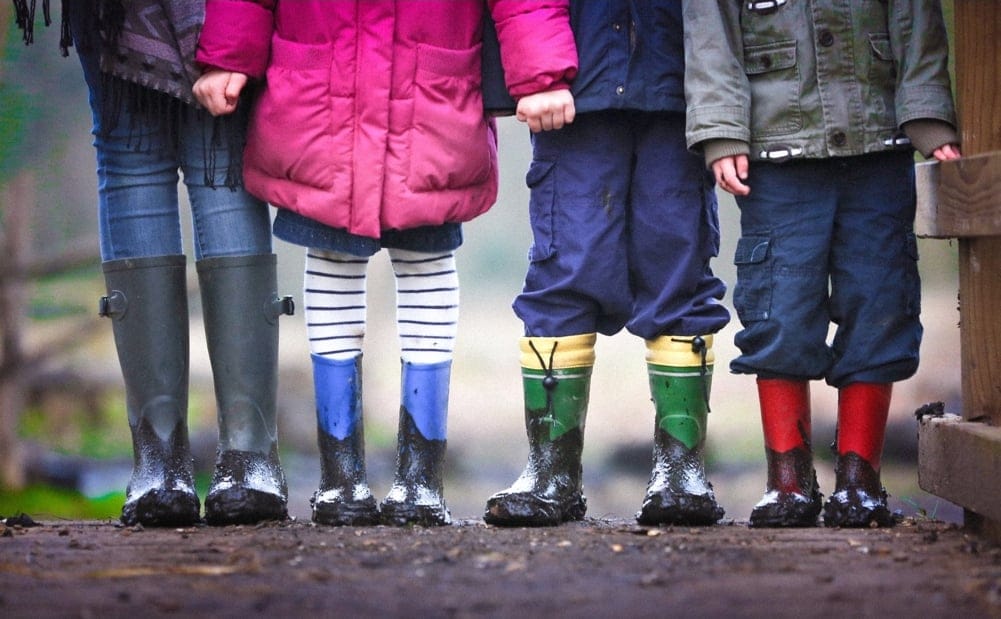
[526,159,557,262]
[733,235,773,322]
[409,43,492,192]
[744,40,802,137]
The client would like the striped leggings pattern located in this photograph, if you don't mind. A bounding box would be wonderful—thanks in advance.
[304,248,459,364]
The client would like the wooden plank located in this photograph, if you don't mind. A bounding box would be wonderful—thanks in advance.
[918,414,1001,521]
[915,152,1001,238]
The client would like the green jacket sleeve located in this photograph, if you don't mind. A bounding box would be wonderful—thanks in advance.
[682,0,751,153]
[890,0,957,129]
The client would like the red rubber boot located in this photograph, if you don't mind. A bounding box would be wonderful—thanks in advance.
[823,382,895,528]
[749,378,823,527]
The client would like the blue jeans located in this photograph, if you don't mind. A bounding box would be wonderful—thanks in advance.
[513,111,729,339]
[731,151,921,387]
[72,16,271,262]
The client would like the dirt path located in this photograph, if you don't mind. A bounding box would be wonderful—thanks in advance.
[1,516,999,618]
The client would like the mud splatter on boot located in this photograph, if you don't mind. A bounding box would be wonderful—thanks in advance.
[637,335,723,526]
[637,432,723,526]
[197,255,291,527]
[120,418,200,527]
[749,447,823,527]
[823,452,895,528]
[484,425,587,526]
[380,408,451,527]
[485,335,594,527]
[312,431,379,526]
[204,448,288,525]
[380,360,451,527]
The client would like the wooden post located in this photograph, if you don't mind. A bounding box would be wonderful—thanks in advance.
[954,2,1001,425]
[917,0,1001,541]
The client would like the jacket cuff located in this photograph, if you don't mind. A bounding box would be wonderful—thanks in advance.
[196,1,274,78]
[702,139,750,170]
[902,120,959,158]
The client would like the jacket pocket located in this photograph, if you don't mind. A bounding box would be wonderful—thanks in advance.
[866,33,898,131]
[733,235,772,322]
[744,41,802,137]
[250,35,350,195]
[526,159,557,262]
[408,43,492,193]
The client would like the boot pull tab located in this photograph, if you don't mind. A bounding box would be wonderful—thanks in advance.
[528,340,560,422]
[98,290,127,319]
[675,335,712,413]
[265,294,295,323]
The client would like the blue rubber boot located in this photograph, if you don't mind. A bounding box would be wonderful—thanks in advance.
[311,354,380,526]
[381,360,452,526]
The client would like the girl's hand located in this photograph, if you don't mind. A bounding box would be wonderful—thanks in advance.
[193,69,248,116]
[515,90,576,133]
[933,143,962,161]
[712,154,751,196]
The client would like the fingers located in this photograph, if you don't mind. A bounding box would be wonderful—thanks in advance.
[712,155,751,196]
[192,70,246,116]
[933,143,962,161]
[516,90,576,133]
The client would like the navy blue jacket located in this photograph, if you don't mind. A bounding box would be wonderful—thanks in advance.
[482,1,686,115]
[569,0,686,114]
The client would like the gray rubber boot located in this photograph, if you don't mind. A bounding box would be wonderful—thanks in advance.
[197,254,294,525]
[100,255,200,527]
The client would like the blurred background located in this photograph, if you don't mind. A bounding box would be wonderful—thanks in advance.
[0,8,963,523]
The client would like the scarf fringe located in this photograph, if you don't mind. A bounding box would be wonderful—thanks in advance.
[100,74,247,191]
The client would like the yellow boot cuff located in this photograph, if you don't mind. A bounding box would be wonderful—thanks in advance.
[645,335,715,368]
[520,334,597,370]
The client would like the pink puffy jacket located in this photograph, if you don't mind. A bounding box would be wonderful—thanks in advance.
[196,0,577,239]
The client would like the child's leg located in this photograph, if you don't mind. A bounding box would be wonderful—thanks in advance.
[304,249,380,526]
[823,150,918,528]
[730,159,840,525]
[380,248,459,526]
[492,112,631,525]
[629,113,730,526]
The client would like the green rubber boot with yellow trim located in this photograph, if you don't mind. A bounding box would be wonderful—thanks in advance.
[637,335,725,526]
[484,334,595,527]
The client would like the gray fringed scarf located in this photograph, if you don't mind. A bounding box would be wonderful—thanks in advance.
[14,0,247,189]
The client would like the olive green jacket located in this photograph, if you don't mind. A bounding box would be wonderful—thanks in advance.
[683,0,957,163]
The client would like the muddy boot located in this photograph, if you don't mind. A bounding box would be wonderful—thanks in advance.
[198,255,294,526]
[484,334,595,527]
[311,354,379,526]
[637,335,724,526]
[749,378,823,527]
[823,382,895,528]
[101,256,200,527]
[381,360,452,526]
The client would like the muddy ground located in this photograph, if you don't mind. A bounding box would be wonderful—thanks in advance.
[1,515,999,618]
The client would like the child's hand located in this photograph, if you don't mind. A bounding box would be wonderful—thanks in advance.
[932,143,962,161]
[712,154,751,196]
[193,69,248,116]
[515,90,575,133]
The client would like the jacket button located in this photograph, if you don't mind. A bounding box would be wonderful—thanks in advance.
[831,131,847,146]
[818,30,835,47]
[616,85,625,95]
[613,22,622,31]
